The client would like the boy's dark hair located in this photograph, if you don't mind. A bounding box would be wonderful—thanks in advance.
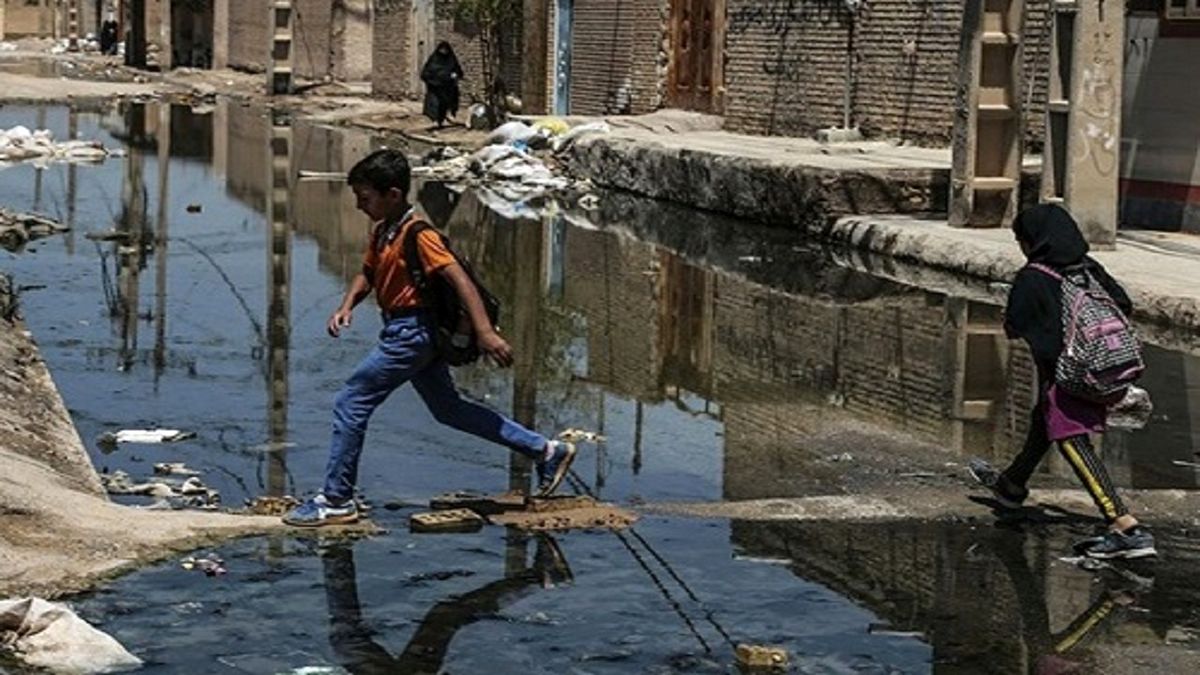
[347,149,410,195]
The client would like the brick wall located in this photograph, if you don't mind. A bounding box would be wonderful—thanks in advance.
[2,1,54,38]
[435,3,486,104]
[227,0,335,80]
[332,0,373,81]
[568,0,665,115]
[229,1,269,72]
[293,0,334,80]
[723,0,1051,146]
[372,1,411,98]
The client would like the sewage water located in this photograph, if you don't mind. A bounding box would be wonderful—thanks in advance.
[1,102,1199,674]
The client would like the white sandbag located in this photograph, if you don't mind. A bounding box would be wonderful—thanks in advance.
[551,121,612,153]
[0,598,142,674]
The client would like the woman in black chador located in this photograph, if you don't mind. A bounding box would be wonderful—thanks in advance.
[421,41,464,128]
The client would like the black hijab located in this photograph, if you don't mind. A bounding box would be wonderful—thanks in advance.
[1004,204,1132,377]
[1012,203,1089,267]
[422,42,462,85]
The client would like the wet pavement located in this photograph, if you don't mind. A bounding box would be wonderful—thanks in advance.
[1,101,1199,673]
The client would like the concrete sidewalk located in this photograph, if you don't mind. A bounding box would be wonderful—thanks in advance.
[567,118,1200,335]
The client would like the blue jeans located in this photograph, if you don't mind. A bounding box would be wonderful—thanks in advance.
[322,313,548,501]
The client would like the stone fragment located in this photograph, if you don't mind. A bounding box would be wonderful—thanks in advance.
[410,509,485,533]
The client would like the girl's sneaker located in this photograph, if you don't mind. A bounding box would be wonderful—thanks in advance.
[1079,527,1157,560]
[282,494,359,527]
[968,458,1029,509]
[536,441,577,497]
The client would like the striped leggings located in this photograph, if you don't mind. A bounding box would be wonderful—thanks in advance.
[1002,400,1128,522]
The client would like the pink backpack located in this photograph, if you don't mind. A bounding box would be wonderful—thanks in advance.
[1029,263,1145,402]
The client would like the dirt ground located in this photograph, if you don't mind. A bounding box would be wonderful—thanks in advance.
[0,307,286,599]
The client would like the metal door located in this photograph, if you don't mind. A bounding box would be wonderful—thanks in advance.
[554,0,574,115]
[668,0,721,112]
[409,0,436,98]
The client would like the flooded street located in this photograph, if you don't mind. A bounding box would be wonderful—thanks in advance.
[2,102,1199,673]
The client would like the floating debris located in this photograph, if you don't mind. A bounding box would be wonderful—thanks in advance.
[153,462,201,476]
[558,428,607,444]
[101,469,220,510]
[97,428,197,446]
[0,125,113,166]
[185,203,203,213]
[734,644,789,671]
[181,554,227,577]
[0,209,68,252]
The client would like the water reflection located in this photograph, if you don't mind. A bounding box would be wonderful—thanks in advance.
[321,534,572,675]
[732,519,1200,673]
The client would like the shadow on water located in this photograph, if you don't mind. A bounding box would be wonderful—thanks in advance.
[2,101,1200,672]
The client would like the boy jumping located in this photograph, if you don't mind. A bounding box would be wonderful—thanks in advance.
[284,150,576,527]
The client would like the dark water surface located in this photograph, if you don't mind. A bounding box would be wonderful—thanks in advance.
[2,102,1198,673]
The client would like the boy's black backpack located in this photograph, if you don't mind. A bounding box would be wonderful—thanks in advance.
[402,219,501,366]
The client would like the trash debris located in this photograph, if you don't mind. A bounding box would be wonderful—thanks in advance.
[0,209,69,252]
[1172,460,1200,469]
[557,428,607,444]
[734,644,789,670]
[826,453,854,463]
[467,104,490,130]
[0,597,143,674]
[1107,385,1153,430]
[0,125,114,166]
[410,509,485,533]
[577,194,601,211]
[180,554,227,577]
[185,203,203,213]
[244,495,300,516]
[153,462,200,477]
[97,428,196,446]
[550,120,611,153]
[101,470,220,509]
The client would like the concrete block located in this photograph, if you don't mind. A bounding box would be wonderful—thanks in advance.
[410,508,485,533]
[488,499,638,532]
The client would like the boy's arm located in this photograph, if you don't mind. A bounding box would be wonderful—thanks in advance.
[441,263,513,368]
[328,273,373,338]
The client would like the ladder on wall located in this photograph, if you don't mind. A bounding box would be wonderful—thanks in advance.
[269,1,295,95]
[1040,1,1122,247]
[950,0,1026,228]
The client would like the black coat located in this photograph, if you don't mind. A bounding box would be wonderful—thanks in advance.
[1003,204,1133,381]
[421,43,463,123]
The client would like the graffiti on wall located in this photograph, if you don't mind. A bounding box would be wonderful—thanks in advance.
[1075,25,1119,178]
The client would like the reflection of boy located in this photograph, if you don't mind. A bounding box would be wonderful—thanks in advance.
[284,150,575,527]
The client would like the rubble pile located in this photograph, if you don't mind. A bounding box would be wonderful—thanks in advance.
[412,117,611,212]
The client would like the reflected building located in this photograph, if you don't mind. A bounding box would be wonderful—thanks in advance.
[730,519,1200,674]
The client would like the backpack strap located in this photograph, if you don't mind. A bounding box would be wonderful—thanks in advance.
[1027,262,1063,281]
[401,218,433,291]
